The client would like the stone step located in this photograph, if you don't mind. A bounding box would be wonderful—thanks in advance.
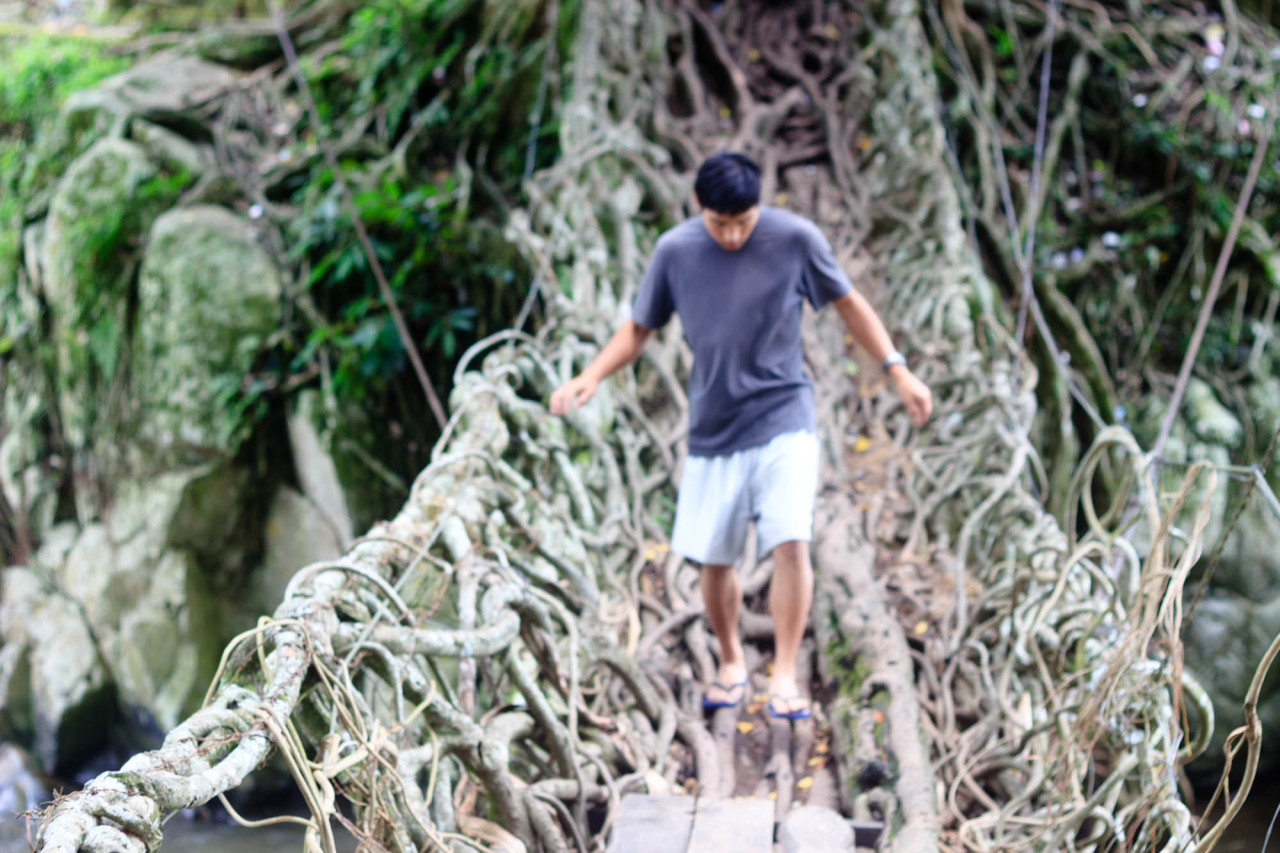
[607,794,774,853]
[778,805,884,852]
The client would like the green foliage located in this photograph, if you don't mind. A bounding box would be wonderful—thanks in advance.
[288,168,525,406]
[279,0,575,465]
[307,0,577,184]
[0,33,133,358]
[0,34,130,136]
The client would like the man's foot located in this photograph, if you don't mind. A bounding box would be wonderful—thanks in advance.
[766,694,812,720]
[703,663,749,710]
[767,674,811,719]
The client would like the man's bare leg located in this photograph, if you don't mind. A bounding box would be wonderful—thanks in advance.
[702,563,748,704]
[768,540,813,714]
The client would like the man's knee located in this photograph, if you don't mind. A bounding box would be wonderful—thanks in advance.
[771,540,810,566]
[702,563,737,580]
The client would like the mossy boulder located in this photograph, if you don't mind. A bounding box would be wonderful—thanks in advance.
[133,205,282,461]
[42,138,175,448]
[53,56,235,165]
[59,466,247,734]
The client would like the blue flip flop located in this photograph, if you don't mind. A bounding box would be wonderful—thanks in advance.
[767,695,812,720]
[702,679,749,710]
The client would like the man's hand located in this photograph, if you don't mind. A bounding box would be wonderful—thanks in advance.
[550,374,599,416]
[888,366,932,427]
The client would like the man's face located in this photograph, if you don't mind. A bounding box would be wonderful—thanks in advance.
[701,205,760,251]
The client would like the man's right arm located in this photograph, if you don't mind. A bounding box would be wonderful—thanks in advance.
[549,320,656,415]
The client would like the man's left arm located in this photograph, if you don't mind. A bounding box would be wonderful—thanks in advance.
[831,290,933,428]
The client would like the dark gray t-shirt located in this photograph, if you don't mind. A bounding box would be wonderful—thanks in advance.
[631,207,852,457]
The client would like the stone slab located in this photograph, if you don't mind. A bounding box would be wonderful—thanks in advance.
[607,795,694,853]
[687,796,774,853]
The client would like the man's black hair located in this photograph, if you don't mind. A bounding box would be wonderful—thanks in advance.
[694,152,761,215]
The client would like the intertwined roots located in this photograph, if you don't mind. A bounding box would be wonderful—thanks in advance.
[34,1,1244,852]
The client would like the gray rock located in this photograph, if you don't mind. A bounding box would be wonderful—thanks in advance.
[58,56,236,150]
[289,390,394,534]
[252,485,344,614]
[131,120,206,178]
[21,467,250,743]
[82,467,246,729]
[0,382,56,553]
[31,522,78,576]
[100,548,205,731]
[0,743,44,848]
[288,392,355,548]
[1185,590,1280,776]
[27,588,110,773]
[778,805,856,853]
[0,742,48,814]
[0,567,43,738]
[133,205,282,460]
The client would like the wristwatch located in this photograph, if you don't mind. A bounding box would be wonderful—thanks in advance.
[882,350,907,371]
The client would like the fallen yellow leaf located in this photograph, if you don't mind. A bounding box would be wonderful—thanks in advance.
[796,776,814,790]
[854,436,871,453]
[746,703,763,714]
[753,694,770,704]
[774,192,789,205]
[807,756,827,768]
[747,48,762,62]
[719,105,732,120]
[736,721,755,734]
[815,741,829,754]
[768,791,778,800]
[857,137,872,152]
[913,620,929,636]
[823,23,839,39]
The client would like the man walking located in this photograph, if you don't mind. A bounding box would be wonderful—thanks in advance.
[550,153,932,718]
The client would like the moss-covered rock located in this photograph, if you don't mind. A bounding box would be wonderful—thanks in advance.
[58,466,248,734]
[41,138,176,449]
[53,56,236,166]
[133,205,282,461]
[1184,378,1242,448]
[1184,587,1280,776]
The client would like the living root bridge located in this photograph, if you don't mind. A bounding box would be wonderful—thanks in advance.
[33,0,1231,851]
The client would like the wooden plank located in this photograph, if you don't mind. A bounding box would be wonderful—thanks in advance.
[686,797,775,853]
[607,795,695,853]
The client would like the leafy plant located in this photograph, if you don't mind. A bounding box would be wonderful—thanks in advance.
[0,34,131,295]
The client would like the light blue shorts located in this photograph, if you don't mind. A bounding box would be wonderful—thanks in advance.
[671,430,820,566]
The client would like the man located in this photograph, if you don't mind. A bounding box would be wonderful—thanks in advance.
[550,153,932,718]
